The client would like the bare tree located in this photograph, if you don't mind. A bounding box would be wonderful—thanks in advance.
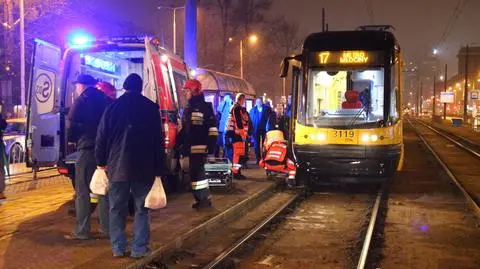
[271,16,301,56]
[216,0,232,71]
[232,0,272,36]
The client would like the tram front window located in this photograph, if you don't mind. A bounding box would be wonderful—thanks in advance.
[305,68,385,127]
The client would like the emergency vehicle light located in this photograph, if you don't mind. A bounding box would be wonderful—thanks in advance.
[161,54,169,63]
[67,30,95,48]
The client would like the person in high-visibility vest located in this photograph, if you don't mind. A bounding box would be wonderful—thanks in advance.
[177,79,218,209]
[226,93,249,179]
[259,130,296,186]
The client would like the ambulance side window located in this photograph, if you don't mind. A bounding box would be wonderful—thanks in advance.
[172,72,187,109]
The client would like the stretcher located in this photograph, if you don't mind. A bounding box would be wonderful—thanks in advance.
[204,157,233,188]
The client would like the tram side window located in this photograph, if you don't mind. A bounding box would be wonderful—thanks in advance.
[306,68,384,127]
[390,62,400,123]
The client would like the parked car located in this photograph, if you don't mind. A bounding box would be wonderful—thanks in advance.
[3,118,26,164]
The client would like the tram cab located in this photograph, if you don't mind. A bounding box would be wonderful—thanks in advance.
[281,26,404,181]
[26,35,189,179]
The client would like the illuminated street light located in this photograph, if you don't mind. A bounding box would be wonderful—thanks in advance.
[158,5,185,54]
[232,34,259,78]
[439,75,444,81]
[433,48,439,55]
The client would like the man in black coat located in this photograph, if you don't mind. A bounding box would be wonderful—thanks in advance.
[65,74,111,240]
[96,73,165,258]
[249,98,268,164]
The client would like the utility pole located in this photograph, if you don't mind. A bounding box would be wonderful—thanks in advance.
[415,78,419,117]
[420,81,423,116]
[3,0,13,110]
[20,0,25,114]
[463,45,469,123]
[322,8,325,32]
[184,0,197,69]
[240,40,243,78]
[432,70,436,119]
[443,64,447,120]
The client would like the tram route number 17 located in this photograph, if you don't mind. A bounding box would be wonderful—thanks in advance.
[331,130,355,138]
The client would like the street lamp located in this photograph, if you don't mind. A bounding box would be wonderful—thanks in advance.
[461,42,479,123]
[230,34,258,78]
[158,6,185,54]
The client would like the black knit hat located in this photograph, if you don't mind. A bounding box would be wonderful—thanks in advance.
[123,73,143,92]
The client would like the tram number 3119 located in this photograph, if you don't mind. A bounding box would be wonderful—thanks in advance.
[332,130,355,138]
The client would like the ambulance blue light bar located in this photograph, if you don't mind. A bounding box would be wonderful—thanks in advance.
[67,30,95,49]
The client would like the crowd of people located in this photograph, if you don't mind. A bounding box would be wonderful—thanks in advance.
[1,72,294,258]
[215,93,292,171]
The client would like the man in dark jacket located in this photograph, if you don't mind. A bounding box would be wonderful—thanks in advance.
[96,73,165,258]
[177,79,218,209]
[249,97,268,164]
[65,74,111,240]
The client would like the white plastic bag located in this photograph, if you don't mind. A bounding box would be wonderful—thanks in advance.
[145,177,167,209]
[89,168,109,195]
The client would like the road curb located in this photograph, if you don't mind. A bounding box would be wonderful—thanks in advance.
[127,182,276,269]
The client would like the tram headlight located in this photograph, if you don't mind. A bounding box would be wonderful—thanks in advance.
[310,132,326,141]
[361,134,370,142]
[361,133,379,142]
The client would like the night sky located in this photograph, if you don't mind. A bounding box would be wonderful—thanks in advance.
[91,0,480,75]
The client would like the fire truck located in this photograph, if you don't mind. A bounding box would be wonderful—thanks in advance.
[26,34,189,187]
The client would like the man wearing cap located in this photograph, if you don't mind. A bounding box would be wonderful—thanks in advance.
[66,74,112,240]
[96,73,165,258]
[177,79,218,209]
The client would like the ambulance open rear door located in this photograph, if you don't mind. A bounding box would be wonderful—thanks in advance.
[26,39,62,167]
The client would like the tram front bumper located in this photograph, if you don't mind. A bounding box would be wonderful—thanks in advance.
[294,144,401,177]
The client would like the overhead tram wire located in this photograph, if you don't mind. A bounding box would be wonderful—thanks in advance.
[364,0,375,24]
[436,0,469,48]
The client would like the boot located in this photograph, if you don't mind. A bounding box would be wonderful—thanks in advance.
[192,199,212,209]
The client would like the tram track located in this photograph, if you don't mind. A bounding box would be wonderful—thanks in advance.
[142,181,387,269]
[407,118,480,216]
[376,120,480,269]
[202,183,387,269]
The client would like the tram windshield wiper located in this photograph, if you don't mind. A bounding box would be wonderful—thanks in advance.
[347,107,366,128]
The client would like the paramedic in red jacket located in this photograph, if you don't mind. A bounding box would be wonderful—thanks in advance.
[177,79,218,209]
[226,93,249,179]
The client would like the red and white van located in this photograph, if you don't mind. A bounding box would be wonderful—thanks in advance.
[26,36,189,183]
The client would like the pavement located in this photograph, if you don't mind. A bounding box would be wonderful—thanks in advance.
[0,167,274,269]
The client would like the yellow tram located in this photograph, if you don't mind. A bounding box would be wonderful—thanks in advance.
[281,25,404,181]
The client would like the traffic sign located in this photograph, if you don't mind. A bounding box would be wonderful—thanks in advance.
[440,92,454,103]
[470,90,479,101]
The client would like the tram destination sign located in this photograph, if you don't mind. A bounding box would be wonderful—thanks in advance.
[310,50,384,67]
